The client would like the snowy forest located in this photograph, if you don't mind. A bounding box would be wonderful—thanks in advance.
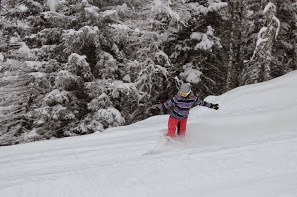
[0,0,296,146]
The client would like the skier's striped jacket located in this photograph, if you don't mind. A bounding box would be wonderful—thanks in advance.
[158,94,211,120]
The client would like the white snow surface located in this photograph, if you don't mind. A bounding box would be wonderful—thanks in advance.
[1,71,297,197]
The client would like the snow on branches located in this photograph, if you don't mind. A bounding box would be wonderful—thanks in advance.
[187,0,227,15]
[94,108,125,128]
[47,0,61,12]
[245,1,280,84]
[88,93,113,112]
[66,53,94,82]
[180,63,202,84]
[55,70,83,91]
[250,2,280,62]
[191,26,222,51]
[151,0,180,22]
[45,89,77,107]
[62,26,100,57]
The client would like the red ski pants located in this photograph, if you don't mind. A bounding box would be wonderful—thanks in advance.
[166,116,188,137]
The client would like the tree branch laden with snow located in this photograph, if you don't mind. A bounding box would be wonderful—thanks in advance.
[244,1,280,84]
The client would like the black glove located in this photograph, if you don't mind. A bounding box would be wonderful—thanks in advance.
[209,103,219,110]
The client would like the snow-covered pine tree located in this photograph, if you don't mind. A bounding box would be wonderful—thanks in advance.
[270,0,297,77]
[4,0,43,20]
[2,0,296,145]
[242,0,280,84]
[0,0,60,144]
[98,1,173,120]
[28,53,92,138]
[0,60,51,145]
[238,0,263,85]
[1,0,137,143]
[28,89,78,138]
[161,0,228,97]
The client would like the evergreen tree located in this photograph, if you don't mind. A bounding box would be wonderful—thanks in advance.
[1,0,297,145]
[238,0,263,85]
[162,0,228,97]
[242,1,280,84]
[270,0,297,77]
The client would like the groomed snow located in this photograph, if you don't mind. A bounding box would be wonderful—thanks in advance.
[1,71,297,197]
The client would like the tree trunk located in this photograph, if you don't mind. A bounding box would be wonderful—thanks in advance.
[262,0,278,81]
[225,0,236,91]
[292,0,297,70]
[226,0,241,91]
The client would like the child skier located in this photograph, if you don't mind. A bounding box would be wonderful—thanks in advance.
[148,83,219,138]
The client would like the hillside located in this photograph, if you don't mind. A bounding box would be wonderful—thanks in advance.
[0,71,297,197]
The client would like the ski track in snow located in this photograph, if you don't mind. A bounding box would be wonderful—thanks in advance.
[1,71,297,197]
[1,130,297,197]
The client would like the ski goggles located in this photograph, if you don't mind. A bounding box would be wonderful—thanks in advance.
[179,91,191,97]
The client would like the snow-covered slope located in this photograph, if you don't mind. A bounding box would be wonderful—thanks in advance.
[1,71,297,197]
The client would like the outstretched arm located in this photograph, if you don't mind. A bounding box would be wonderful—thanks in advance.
[193,97,219,110]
